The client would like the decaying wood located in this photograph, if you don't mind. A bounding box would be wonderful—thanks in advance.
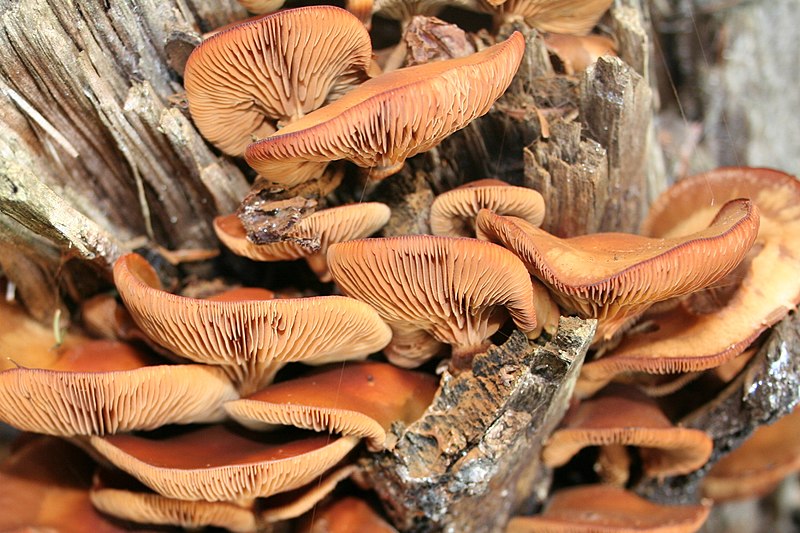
[359,318,596,533]
[0,0,250,312]
[635,312,800,504]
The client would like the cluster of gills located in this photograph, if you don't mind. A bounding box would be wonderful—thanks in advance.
[1,1,799,532]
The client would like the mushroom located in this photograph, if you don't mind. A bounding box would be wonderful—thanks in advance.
[113,253,392,394]
[214,202,392,282]
[236,0,285,15]
[90,425,359,501]
[224,361,438,450]
[429,179,545,237]
[579,168,800,395]
[478,0,613,36]
[544,32,617,74]
[541,384,713,482]
[0,436,125,532]
[245,32,526,186]
[0,339,238,436]
[184,6,373,156]
[507,484,711,532]
[475,197,760,342]
[89,469,258,532]
[296,496,399,533]
[702,407,800,502]
[327,235,538,371]
[259,464,357,523]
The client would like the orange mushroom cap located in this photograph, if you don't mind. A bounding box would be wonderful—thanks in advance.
[113,253,392,393]
[430,179,545,237]
[475,198,759,342]
[579,167,800,396]
[541,385,713,480]
[327,235,538,371]
[214,202,391,282]
[297,496,399,533]
[90,425,359,502]
[480,0,613,35]
[245,32,525,186]
[544,32,617,74]
[702,407,800,502]
[225,361,438,450]
[184,6,372,156]
[0,340,238,436]
[0,437,125,532]
[507,484,710,533]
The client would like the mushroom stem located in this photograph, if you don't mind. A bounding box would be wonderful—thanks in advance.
[450,340,494,373]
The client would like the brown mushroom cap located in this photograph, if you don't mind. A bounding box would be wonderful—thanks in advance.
[327,235,537,370]
[113,253,392,393]
[259,464,357,523]
[507,484,711,533]
[544,32,617,74]
[541,385,713,479]
[480,0,613,35]
[373,0,480,21]
[245,32,525,186]
[89,470,257,532]
[0,340,238,436]
[236,0,285,15]
[0,299,89,371]
[475,198,759,342]
[184,6,372,156]
[214,202,391,281]
[579,168,800,395]
[0,437,125,532]
[702,408,800,502]
[429,179,545,237]
[225,361,438,450]
[90,425,359,501]
[297,496,399,533]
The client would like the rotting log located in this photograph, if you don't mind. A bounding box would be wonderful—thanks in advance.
[359,318,596,533]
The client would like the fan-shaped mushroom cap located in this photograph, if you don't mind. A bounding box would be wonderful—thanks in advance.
[507,484,710,533]
[480,0,613,35]
[0,299,89,371]
[113,253,392,393]
[544,32,617,73]
[259,464,357,523]
[297,496,399,533]
[0,340,238,436]
[214,203,391,281]
[225,361,438,450]
[373,0,480,22]
[237,0,285,15]
[475,199,759,342]
[579,168,800,396]
[430,179,545,237]
[702,408,800,502]
[89,471,257,532]
[184,6,372,156]
[327,235,537,370]
[0,437,125,532]
[245,32,525,186]
[90,425,359,501]
[541,385,712,479]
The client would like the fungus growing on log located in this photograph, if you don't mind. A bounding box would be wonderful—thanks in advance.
[327,235,538,371]
[184,6,372,156]
[541,385,713,481]
[544,32,617,74]
[113,253,391,393]
[225,361,438,450]
[214,202,391,282]
[507,484,710,532]
[0,339,237,435]
[579,167,800,396]
[478,0,613,35]
[90,425,359,501]
[245,32,525,185]
[429,179,545,237]
[475,198,759,342]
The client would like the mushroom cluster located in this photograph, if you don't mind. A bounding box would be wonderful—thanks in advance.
[3,1,798,531]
